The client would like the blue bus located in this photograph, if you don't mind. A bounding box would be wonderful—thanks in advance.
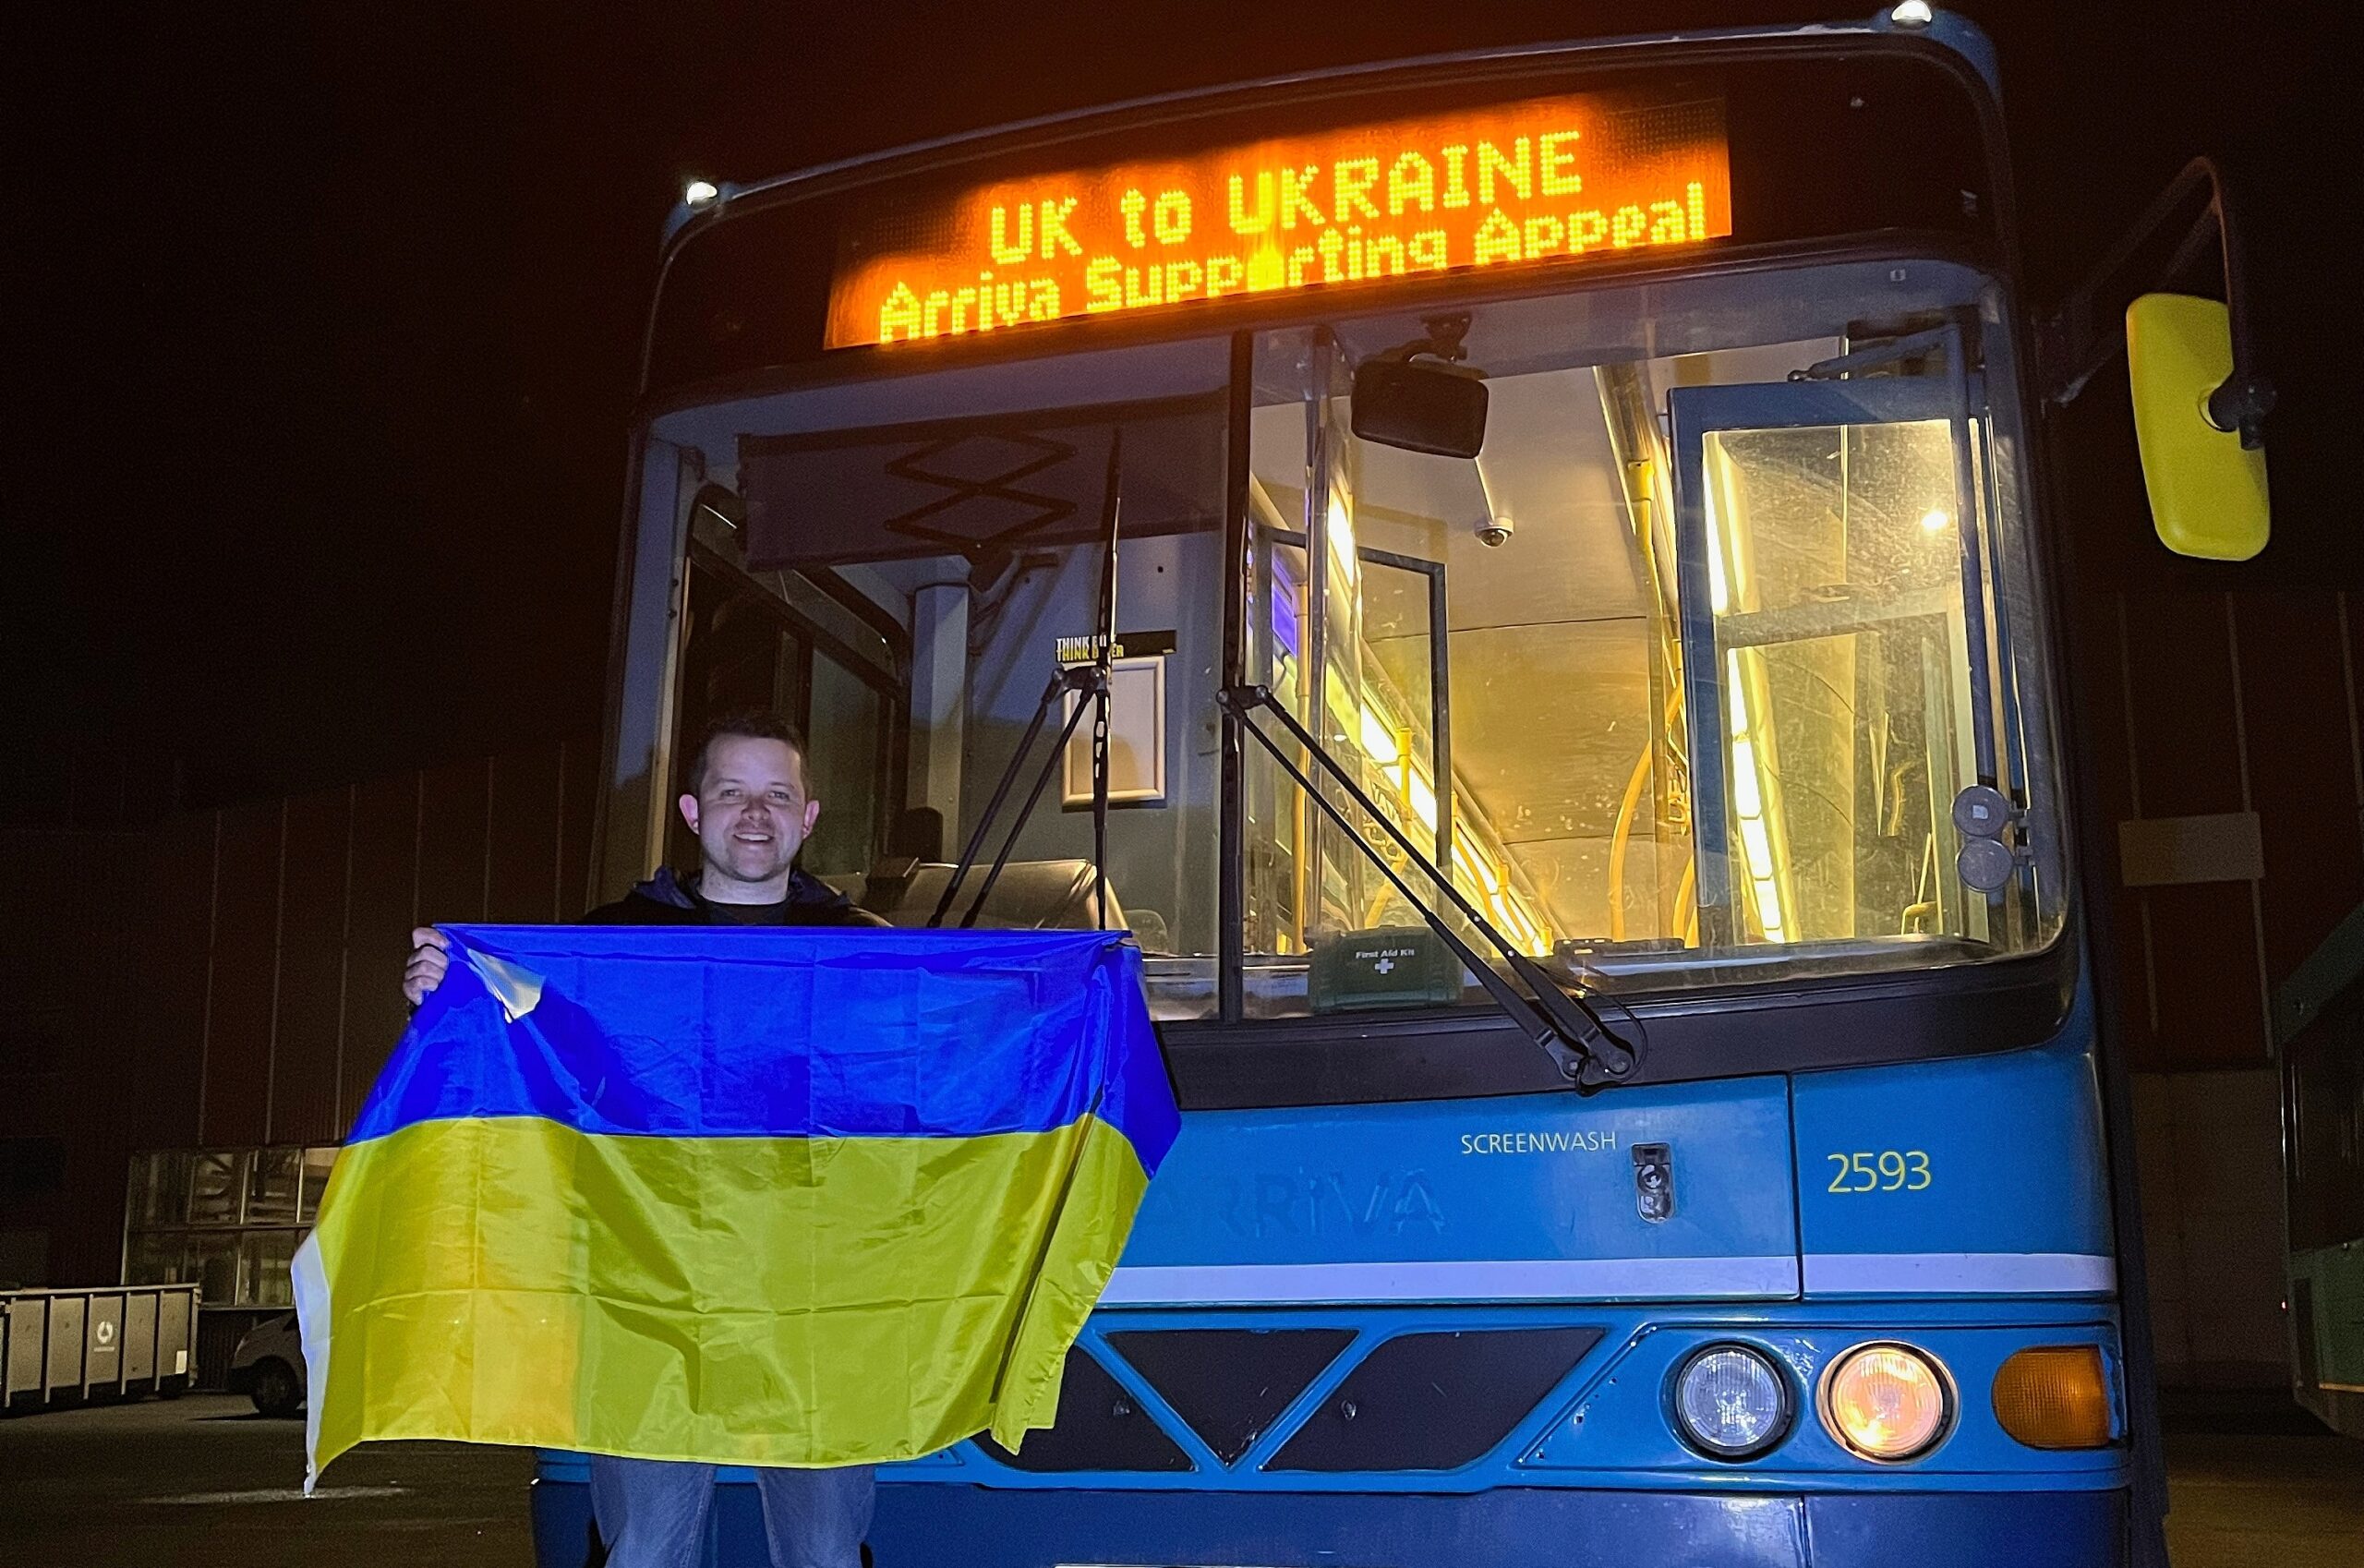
[542,7,2272,1564]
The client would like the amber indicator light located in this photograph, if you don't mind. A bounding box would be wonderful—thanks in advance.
[1990,1345,2114,1451]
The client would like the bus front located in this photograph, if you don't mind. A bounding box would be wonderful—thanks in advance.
[570,10,2137,1565]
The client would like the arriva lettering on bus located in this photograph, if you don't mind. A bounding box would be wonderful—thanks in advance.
[826,87,1731,347]
[1459,1128,1619,1154]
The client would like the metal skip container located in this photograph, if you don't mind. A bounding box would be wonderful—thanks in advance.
[0,1284,199,1412]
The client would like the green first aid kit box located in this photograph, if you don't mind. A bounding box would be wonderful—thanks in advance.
[1309,926,1465,1013]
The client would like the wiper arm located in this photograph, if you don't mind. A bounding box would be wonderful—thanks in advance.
[1217,684,1641,1092]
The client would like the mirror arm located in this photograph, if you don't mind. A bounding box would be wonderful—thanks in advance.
[1217,684,1640,1091]
[2044,156,2274,448]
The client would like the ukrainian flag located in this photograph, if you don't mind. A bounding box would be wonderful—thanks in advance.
[293,925,1177,1486]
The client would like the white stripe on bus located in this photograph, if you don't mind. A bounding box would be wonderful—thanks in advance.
[1803,1251,2116,1295]
[1103,1258,1797,1304]
[1101,1251,2117,1305]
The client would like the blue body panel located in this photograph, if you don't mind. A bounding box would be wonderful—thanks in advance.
[535,1478,2120,1568]
[1791,1010,2116,1296]
[1115,1076,1798,1300]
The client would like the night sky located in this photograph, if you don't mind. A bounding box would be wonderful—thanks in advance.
[9,2,2358,814]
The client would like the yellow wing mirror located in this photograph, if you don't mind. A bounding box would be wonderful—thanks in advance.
[2126,294,2270,561]
[2050,159,2274,561]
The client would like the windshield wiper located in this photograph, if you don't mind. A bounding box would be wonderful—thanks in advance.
[1217,683,1641,1093]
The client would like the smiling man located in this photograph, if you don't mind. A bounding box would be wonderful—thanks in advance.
[401,710,886,1568]
[594,710,892,929]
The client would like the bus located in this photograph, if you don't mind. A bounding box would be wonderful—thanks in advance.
[540,6,2272,1564]
[2274,901,2364,1440]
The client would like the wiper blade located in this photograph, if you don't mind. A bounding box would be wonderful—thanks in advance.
[1218,684,1642,1092]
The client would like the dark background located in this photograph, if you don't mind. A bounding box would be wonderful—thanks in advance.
[6,1,2358,813]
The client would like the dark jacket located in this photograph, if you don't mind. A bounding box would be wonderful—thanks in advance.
[582,865,890,927]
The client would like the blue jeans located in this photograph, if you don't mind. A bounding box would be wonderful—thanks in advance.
[589,1455,874,1568]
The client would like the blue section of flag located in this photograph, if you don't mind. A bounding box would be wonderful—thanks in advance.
[349,926,1178,1168]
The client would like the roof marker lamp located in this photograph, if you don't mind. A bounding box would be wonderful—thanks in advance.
[684,179,720,207]
[1671,1345,1792,1459]
[1820,1343,1953,1462]
[1890,1,1936,28]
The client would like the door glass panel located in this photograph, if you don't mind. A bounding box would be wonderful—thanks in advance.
[805,653,883,877]
[659,338,1232,1016]
[668,520,909,884]
[1698,411,1988,947]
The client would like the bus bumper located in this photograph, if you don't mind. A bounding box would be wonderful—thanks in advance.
[530,1478,2127,1568]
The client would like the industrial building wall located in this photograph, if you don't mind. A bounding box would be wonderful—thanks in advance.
[0,735,599,1288]
[2082,586,2364,1389]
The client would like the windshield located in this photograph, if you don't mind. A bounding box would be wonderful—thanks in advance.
[633,256,2063,1023]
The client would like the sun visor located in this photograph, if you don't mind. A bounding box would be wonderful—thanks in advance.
[742,394,1226,569]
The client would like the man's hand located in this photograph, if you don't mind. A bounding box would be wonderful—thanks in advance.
[403,927,451,1007]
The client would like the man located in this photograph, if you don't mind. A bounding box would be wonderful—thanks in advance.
[404,711,885,1568]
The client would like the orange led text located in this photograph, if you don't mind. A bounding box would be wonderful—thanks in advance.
[826,90,1731,349]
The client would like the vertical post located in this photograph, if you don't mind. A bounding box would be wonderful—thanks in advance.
[1219,332,1252,1020]
[910,582,971,832]
[1301,329,1363,929]
[1427,560,1453,869]
[1944,320,2000,791]
[1091,432,1123,931]
[1302,340,1333,928]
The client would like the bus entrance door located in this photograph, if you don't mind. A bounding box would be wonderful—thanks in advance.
[1669,368,2026,961]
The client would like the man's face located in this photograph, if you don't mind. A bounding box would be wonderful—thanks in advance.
[678,735,822,890]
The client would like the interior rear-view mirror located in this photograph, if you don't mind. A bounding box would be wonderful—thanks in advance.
[2125,293,2270,561]
[1351,359,1489,459]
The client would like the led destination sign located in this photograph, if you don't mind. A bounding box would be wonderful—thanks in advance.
[826,89,1731,348]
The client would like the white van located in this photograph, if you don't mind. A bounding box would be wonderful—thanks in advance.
[227,1312,305,1417]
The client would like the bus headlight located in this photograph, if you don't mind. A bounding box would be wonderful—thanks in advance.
[1819,1343,1953,1461]
[1670,1344,1791,1459]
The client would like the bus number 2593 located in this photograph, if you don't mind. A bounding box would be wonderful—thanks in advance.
[1826,1151,1932,1193]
